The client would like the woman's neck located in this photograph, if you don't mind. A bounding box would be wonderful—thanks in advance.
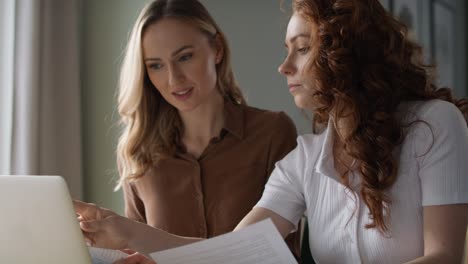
[178,92,224,158]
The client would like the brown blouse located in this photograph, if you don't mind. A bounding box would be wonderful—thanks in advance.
[122,101,301,260]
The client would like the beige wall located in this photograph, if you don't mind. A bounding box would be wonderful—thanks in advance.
[81,0,148,213]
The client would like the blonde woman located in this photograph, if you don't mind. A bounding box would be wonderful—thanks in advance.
[97,0,301,260]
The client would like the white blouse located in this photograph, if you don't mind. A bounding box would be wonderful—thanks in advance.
[256,100,468,263]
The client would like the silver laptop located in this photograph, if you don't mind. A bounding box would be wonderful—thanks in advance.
[0,175,92,264]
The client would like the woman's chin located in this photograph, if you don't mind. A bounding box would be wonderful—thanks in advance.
[293,95,312,110]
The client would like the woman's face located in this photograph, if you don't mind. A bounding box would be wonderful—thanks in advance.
[278,13,316,109]
[142,18,222,112]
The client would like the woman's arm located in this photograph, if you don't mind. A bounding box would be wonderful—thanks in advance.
[405,204,468,264]
[74,200,202,254]
[235,207,296,238]
[112,208,296,264]
[75,200,295,255]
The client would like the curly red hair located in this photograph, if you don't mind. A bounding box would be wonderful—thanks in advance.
[293,0,468,233]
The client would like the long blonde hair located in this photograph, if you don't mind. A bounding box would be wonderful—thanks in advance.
[116,0,245,188]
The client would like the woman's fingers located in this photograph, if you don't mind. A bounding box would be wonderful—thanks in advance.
[73,200,100,220]
[73,200,92,214]
[80,220,101,233]
[73,200,131,249]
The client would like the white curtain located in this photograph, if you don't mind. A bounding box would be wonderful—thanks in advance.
[0,0,15,176]
[0,0,83,198]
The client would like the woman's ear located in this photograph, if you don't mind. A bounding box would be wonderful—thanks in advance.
[214,33,224,64]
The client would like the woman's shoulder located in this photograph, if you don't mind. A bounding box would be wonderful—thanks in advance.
[400,99,467,153]
[401,99,464,125]
[274,132,326,179]
[242,105,296,131]
[243,105,292,120]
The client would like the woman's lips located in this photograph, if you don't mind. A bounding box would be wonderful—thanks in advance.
[172,87,194,101]
[288,84,301,93]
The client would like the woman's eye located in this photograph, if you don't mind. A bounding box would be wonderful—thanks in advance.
[298,47,310,54]
[148,63,163,70]
[179,53,193,62]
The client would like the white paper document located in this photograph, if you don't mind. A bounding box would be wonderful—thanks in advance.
[88,246,128,264]
[150,218,297,264]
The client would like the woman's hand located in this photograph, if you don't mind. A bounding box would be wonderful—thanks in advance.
[74,200,204,254]
[114,252,156,264]
[74,200,136,249]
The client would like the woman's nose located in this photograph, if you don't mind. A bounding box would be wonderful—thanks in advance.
[168,64,185,86]
[278,57,296,76]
